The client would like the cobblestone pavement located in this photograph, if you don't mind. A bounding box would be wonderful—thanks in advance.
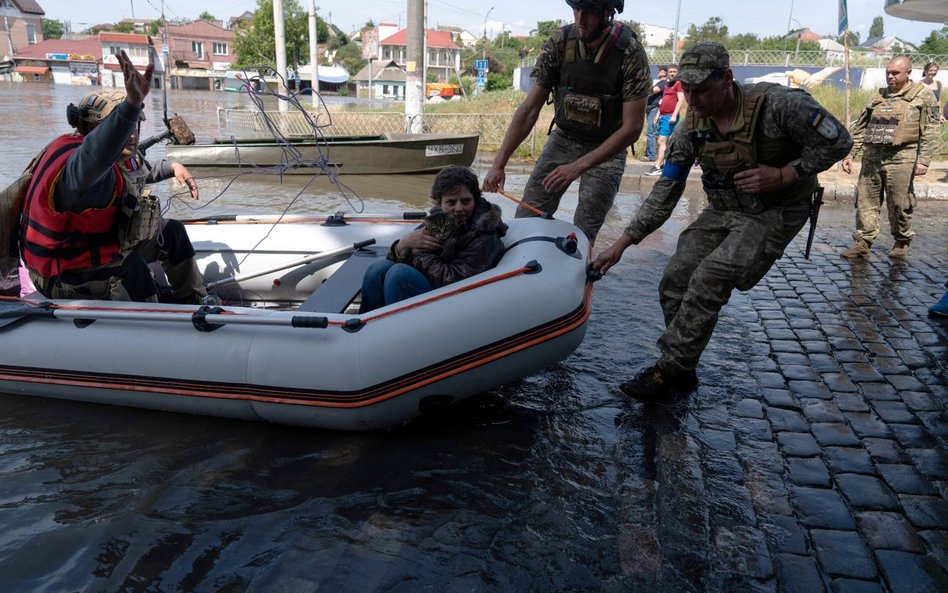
[599,199,947,593]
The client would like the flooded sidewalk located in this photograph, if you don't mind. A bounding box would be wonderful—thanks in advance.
[591,199,947,592]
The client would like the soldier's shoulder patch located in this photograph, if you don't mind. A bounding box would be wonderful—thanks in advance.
[808,110,839,139]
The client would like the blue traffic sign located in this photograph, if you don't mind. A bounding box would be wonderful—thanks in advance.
[474,59,489,71]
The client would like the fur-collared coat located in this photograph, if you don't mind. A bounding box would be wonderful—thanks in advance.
[389,198,508,289]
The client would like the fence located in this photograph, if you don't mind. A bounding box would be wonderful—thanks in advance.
[522,48,948,69]
[217,108,550,154]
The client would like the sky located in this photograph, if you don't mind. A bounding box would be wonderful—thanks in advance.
[40,0,946,46]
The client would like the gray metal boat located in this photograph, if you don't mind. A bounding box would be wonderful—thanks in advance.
[164,132,479,175]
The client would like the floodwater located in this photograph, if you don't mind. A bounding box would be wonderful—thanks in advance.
[0,83,770,592]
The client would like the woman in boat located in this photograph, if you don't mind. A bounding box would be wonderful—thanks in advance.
[359,166,508,312]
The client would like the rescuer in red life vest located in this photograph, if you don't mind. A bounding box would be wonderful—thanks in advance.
[20,50,206,303]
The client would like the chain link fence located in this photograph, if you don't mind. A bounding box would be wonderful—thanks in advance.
[523,48,948,69]
[217,108,552,155]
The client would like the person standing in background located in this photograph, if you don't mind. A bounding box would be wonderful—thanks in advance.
[643,67,668,163]
[647,64,684,175]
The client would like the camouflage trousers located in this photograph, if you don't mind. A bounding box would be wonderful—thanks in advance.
[656,203,810,373]
[853,146,918,244]
[31,219,206,303]
[517,129,626,245]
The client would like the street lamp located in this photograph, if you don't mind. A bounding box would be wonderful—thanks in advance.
[483,6,494,60]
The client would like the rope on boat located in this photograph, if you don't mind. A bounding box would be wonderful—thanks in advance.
[497,191,550,218]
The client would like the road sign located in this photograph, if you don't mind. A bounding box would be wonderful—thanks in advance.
[474,59,489,71]
[477,71,486,88]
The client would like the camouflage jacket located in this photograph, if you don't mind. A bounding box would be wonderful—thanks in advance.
[531,23,651,105]
[848,82,940,166]
[623,82,853,243]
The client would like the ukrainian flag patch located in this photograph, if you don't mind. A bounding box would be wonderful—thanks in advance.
[809,110,838,139]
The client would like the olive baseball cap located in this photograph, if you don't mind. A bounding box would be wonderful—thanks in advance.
[676,41,730,84]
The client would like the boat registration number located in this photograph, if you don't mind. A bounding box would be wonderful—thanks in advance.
[425,144,464,157]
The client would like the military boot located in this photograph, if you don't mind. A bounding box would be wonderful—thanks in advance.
[840,239,871,259]
[889,241,911,259]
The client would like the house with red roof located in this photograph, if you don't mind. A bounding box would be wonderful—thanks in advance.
[11,37,100,84]
[98,32,162,88]
[375,26,461,83]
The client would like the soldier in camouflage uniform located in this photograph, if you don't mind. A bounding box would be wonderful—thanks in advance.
[840,55,940,260]
[481,0,651,244]
[593,42,853,402]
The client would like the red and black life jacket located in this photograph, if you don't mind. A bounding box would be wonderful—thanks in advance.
[20,134,126,279]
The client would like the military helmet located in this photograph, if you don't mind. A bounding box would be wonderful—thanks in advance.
[565,0,624,13]
[67,89,144,133]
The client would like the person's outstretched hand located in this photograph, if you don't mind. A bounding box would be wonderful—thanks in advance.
[118,50,153,109]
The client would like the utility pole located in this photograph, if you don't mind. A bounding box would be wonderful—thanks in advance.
[405,0,424,133]
[308,0,319,107]
[273,0,288,112]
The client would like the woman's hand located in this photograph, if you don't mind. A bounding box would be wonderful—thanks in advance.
[394,229,442,258]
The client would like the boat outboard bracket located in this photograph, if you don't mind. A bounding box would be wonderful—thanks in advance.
[192,305,225,332]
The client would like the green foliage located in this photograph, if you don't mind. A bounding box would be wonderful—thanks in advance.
[919,27,948,55]
[449,73,474,97]
[148,20,163,36]
[536,20,564,39]
[621,20,643,40]
[836,30,861,47]
[725,33,759,51]
[333,42,365,78]
[41,18,64,39]
[233,0,328,71]
[869,16,884,39]
[198,11,216,22]
[686,17,728,44]
[485,71,509,91]
[114,22,135,33]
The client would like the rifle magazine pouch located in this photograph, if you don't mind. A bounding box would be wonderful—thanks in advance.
[561,93,602,128]
[119,192,161,250]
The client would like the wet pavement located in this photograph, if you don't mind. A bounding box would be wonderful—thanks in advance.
[590,198,947,593]
[0,83,945,591]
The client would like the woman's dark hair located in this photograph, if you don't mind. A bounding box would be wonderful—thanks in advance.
[430,165,482,203]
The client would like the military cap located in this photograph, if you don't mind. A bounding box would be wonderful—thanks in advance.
[676,41,730,85]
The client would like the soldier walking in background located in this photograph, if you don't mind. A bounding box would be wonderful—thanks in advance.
[840,55,940,260]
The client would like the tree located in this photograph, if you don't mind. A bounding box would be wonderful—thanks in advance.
[836,30,860,47]
[536,20,564,40]
[233,0,327,72]
[114,22,135,33]
[726,33,759,51]
[918,26,948,55]
[869,16,884,39]
[621,19,643,40]
[333,42,365,78]
[41,18,64,39]
[198,11,216,22]
[685,16,728,45]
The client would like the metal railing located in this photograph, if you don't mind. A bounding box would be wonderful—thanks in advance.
[522,48,948,69]
[216,108,551,154]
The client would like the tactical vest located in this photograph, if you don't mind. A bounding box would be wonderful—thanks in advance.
[20,134,127,280]
[686,83,816,214]
[552,23,632,142]
[864,82,926,146]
